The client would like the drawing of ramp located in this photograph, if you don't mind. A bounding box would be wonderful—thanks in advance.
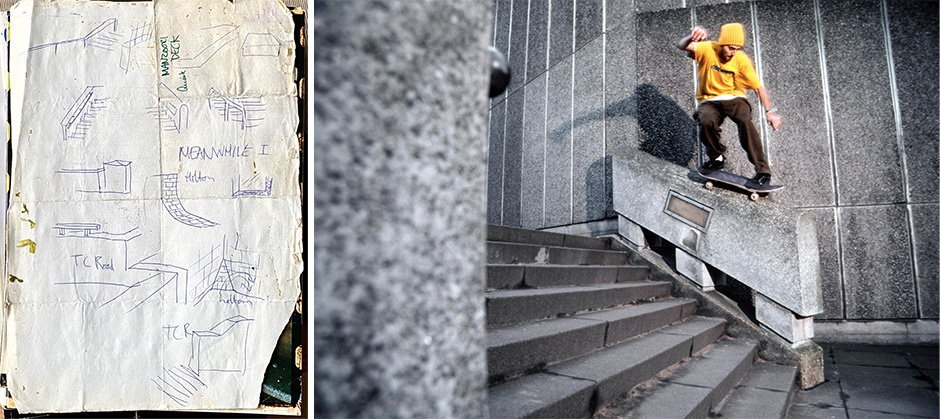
[190,316,253,375]
[27,18,120,53]
[127,254,190,308]
[155,174,218,228]
[175,25,238,69]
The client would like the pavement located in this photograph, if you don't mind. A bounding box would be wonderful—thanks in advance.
[788,343,939,418]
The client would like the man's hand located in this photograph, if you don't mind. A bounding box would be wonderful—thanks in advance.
[690,26,708,42]
[678,26,709,52]
[766,112,783,131]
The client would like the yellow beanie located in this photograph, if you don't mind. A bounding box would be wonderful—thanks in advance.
[718,23,745,46]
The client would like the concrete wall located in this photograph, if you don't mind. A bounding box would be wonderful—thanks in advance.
[315,1,491,417]
[487,0,937,327]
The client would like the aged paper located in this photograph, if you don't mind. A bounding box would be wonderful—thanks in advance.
[4,0,301,412]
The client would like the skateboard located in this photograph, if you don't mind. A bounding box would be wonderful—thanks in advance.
[697,169,784,201]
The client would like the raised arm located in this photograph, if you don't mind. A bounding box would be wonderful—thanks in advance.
[757,86,783,130]
[677,26,708,52]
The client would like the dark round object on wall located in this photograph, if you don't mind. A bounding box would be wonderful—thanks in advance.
[489,46,511,98]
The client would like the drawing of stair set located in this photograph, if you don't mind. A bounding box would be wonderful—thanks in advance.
[207,87,265,130]
[61,86,109,141]
[155,173,218,228]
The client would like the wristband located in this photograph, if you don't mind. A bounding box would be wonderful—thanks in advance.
[765,107,778,114]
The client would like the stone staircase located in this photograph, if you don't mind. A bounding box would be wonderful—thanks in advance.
[485,225,798,418]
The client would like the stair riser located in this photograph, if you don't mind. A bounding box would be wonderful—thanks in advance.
[487,318,730,419]
[486,283,671,327]
[487,319,607,382]
[487,300,699,382]
[487,225,614,251]
[588,303,693,345]
[592,337,697,409]
[486,373,595,419]
[487,242,629,266]
[487,265,649,289]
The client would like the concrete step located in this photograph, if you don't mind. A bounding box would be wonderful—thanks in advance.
[613,338,760,419]
[488,224,617,250]
[486,264,649,289]
[714,362,797,419]
[487,316,728,419]
[486,282,672,327]
[487,299,698,381]
[487,241,631,266]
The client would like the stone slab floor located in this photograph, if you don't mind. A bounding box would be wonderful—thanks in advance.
[789,343,939,418]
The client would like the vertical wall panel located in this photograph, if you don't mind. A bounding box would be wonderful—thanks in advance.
[522,75,547,229]
[526,0,550,82]
[756,0,835,207]
[887,0,939,203]
[635,8,698,169]
[822,0,905,205]
[487,102,506,224]
[575,0,603,50]
[605,13,638,174]
[507,0,529,94]
[911,204,939,319]
[572,37,606,223]
[545,58,574,227]
[840,205,916,319]
[503,90,526,227]
[549,0,574,68]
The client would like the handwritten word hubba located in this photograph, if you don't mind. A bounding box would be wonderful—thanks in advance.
[159,35,180,77]
[179,144,255,161]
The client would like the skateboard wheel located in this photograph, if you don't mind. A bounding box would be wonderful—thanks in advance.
[705,181,713,190]
[749,193,759,201]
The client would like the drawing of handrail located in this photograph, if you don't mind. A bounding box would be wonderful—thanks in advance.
[61,86,109,141]
[147,84,189,133]
[27,18,120,54]
[120,20,153,73]
[155,174,218,228]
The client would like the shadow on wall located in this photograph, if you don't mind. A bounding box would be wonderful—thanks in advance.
[542,83,698,225]
[549,83,698,168]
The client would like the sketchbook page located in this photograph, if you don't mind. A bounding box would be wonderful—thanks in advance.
[4,0,301,413]
[0,10,8,377]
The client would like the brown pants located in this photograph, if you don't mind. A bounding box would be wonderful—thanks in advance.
[695,98,771,175]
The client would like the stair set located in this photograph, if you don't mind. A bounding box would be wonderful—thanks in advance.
[485,225,798,418]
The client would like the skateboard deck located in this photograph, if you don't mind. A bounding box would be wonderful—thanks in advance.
[697,169,784,201]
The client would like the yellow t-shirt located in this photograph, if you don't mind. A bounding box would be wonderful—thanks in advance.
[693,41,761,101]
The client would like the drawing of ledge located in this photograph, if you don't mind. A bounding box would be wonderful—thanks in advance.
[155,174,218,228]
[53,223,140,241]
[232,174,272,197]
[190,315,253,375]
[56,160,131,194]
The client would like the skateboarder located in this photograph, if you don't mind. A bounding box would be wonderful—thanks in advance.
[677,23,782,189]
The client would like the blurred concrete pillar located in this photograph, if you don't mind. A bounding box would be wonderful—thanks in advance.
[314,1,491,417]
